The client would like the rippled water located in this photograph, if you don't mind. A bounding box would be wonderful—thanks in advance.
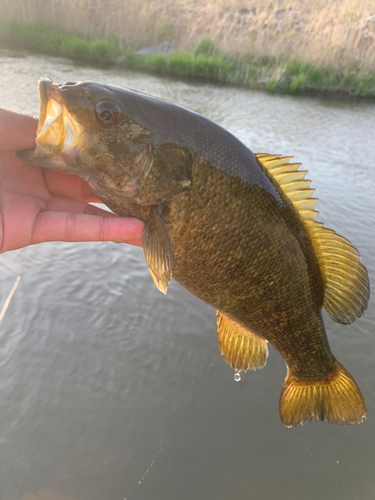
[0,49,375,500]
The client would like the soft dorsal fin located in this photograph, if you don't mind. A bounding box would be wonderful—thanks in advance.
[256,153,370,324]
[307,222,369,324]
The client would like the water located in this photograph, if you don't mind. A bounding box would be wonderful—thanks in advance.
[0,49,374,500]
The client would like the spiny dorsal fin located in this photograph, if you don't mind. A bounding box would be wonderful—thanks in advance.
[256,153,319,221]
[256,153,370,324]
[216,312,268,372]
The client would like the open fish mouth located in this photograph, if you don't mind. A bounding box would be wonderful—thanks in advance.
[34,77,87,155]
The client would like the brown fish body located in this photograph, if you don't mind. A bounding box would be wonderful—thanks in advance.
[162,158,334,379]
[16,79,369,427]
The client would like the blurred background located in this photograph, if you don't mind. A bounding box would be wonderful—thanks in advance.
[0,0,375,94]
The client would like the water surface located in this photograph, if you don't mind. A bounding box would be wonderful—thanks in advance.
[0,50,375,500]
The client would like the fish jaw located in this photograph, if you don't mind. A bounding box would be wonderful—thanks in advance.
[16,78,88,171]
[36,77,66,155]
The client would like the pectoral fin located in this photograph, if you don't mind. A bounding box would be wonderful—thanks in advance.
[143,207,173,295]
[217,312,268,372]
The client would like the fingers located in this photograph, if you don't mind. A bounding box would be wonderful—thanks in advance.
[42,169,102,203]
[32,211,144,247]
[48,196,117,216]
[0,109,37,151]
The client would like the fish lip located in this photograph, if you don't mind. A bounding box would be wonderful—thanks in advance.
[35,77,65,154]
[38,78,62,133]
[34,78,87,157]
[37,77,53,136]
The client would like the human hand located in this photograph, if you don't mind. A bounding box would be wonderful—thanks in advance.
[0,109,144,253]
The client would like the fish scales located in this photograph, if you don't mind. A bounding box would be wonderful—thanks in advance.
[16,79,369,427]
[165,159,332,378]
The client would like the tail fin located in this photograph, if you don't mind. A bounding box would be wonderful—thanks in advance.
[279,361,366,428]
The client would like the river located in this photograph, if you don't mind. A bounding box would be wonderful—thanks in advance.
[0,49,374,500]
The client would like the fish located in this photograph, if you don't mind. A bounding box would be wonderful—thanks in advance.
[16,78,370,427]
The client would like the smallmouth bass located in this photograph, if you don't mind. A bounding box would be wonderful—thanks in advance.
[16,78,370,427]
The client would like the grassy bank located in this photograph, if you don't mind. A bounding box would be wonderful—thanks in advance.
[1,21,375,98]
[2,0,375,71]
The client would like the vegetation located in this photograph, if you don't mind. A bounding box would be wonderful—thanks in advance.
[2,0,374,71]
[1,21,375,98]
[0,21,119,63]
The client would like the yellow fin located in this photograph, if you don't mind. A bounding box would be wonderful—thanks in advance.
[308,222,369,324]
[255,153,318,219]
[279,360,366,427]
[143,207,173,295]
[149,268,169,295]
[256,153,370,324]
[216,312,268,372]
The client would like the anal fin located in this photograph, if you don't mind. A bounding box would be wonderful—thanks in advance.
[217,312,268,372]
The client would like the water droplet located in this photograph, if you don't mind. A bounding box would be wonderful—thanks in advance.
[234,372,241,382]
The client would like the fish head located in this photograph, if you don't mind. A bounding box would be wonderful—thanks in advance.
[16,78,192,206]
[16,78,90,174]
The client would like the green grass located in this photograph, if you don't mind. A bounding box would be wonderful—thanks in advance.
[194,36,219,57]
[1,20,375,98]
[0,21,119,63]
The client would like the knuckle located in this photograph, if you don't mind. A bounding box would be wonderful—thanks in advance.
[65,212,77,242]
[98,217,109,242]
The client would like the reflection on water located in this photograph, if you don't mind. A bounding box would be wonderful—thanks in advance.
[0,49,375,500]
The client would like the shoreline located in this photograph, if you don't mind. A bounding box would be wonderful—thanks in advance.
[1,21,374,99]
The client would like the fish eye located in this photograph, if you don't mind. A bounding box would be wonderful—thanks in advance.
[95,101,121,125]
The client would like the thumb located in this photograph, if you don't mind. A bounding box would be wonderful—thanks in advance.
[0,109,37,151]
